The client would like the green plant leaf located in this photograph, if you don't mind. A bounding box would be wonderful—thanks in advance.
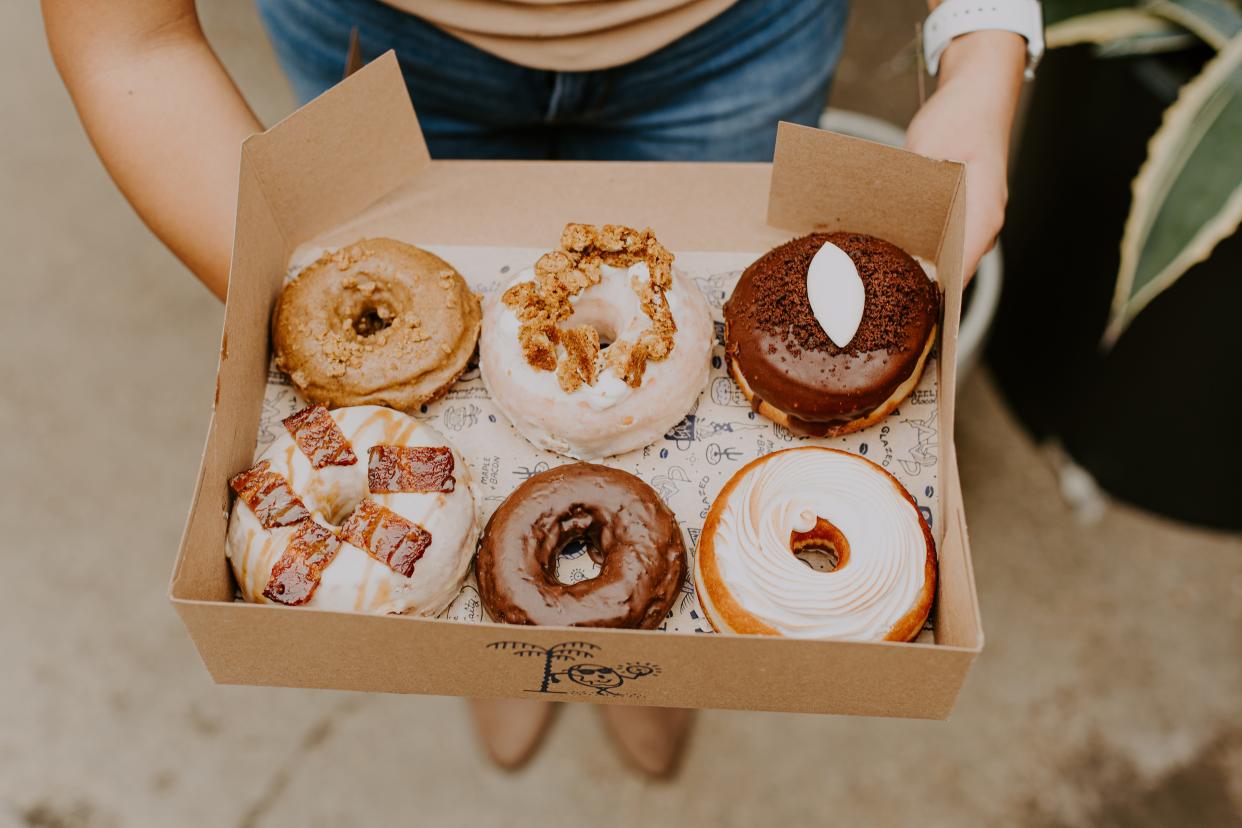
[1144,0,1242,48]
[1046,7,1184,49]
[1043,0,1144,27]
[1095,29,1200,55]
[1106,33,1242,345]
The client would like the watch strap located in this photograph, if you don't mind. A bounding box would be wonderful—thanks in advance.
[923,0,1045,79]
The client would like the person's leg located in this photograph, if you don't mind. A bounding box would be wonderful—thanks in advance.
[253,0,556,159]
[598,706,695,777]
[557,0,850,161]
[467,698,558,770]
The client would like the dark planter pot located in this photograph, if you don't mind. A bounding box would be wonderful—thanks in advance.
[989,44,1241,531]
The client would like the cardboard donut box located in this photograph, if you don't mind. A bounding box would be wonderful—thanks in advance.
[170,54,982,718]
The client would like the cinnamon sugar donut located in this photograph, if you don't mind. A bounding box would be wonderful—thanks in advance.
[695,447,936,641]
[724,232,939,436]
[273,239,481,412]
[480,223,712,459]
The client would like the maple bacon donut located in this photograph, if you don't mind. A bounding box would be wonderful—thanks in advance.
[480,223,713,459]
[724,232,939,436]
[273,239,481,412]
[695,447,936,641]
[226,405,478,615]
[476,463,686,628]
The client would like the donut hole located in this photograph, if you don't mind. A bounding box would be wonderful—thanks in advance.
[553,536,603,585]
[790,517,851,573]
[566,305,619,351]
[321,499,359,528]
[794,544,841,572]
[352,304,394,337]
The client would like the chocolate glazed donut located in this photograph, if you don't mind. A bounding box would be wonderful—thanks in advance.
[476,464,686,628]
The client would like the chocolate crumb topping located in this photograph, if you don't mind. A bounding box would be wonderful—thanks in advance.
[723,232,941,431]
[743,232,935,357]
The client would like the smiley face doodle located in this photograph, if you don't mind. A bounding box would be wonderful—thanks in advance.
[564,664,624,693]
[559,662,660,696]
[487,641,661,696]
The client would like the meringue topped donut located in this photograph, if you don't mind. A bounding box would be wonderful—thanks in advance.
[695,447,936,641]
[724,232,939,436]
[480,223,712,459]
[226,404,478,615]
[273,239,481,412]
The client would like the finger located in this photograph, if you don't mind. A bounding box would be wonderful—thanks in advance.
[961,231,992,287]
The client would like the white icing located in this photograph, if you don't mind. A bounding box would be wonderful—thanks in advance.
[708,449,927,641]
[480,260,713,460]
[582,371,632,411]
[225,405,479,615]
[806,241,865,348]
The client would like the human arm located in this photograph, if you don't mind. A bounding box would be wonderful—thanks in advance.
[905,6,1028,281]
[42,0,263,300]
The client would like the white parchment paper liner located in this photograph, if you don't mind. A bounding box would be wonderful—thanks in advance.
[251,245,942,641]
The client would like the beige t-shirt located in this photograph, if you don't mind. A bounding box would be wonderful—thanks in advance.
[381,0,741,71]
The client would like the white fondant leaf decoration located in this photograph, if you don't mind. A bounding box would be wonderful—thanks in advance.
[806,242,865,348]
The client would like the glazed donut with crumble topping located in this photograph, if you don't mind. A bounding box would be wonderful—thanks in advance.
[724,232,939,436]
[695,446,936,642]
[226,404,478,615]
[272,238,481,412]
[480,223,713,459]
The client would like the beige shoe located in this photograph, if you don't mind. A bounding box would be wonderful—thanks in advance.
[468,698,558,770]
[598,705,696,778]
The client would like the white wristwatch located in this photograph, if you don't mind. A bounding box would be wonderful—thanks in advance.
[923,0,1045,80]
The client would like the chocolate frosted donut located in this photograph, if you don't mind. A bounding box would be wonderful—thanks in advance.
[477,463,686,628]
[724,232,940,436]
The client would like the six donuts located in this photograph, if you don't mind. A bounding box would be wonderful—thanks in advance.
[273,238,481,412]
[480,223,713,459]
[476,463,686,629]
[695,446,936,641]
[724,232,940,436]
[252,230,940,640]
[227,404,478,615]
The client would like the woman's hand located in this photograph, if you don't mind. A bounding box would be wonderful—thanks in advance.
[905,30,1026,283]
[42,0,261,300]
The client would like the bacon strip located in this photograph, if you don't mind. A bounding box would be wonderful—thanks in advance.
[230,460,310,528]
[368,445,455,494]
[283,405,358,468]
[262,520,342,605]
[340,499,431,578]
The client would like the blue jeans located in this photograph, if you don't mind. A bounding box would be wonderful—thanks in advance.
[255,0,848,161]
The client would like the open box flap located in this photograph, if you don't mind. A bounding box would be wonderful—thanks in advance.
[241,51,429,245]
[768,122,963,262]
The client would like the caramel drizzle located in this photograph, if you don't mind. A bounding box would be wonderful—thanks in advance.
[368,445,455,494]
[229,460,310,528]
[340,499,431,578]
[283,405,358,468]
[263,520,342,605]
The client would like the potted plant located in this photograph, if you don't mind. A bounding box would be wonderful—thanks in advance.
[989,0,1242,529]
